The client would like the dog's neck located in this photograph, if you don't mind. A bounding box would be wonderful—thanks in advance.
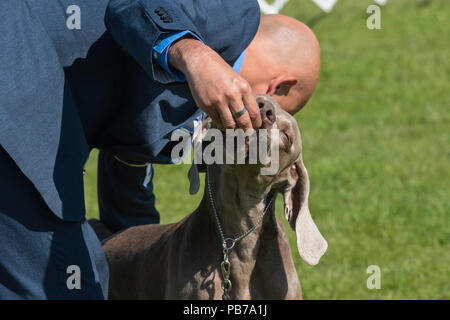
[198,164,275,260]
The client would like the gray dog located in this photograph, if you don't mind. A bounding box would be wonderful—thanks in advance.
[100,95,327,299]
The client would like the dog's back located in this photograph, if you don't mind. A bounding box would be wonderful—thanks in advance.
[102,220,185,299]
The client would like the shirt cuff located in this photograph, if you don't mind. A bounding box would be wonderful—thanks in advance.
[153,30,203,82]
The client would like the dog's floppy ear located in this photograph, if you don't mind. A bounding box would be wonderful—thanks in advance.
[282,155,327,265]
[188,117,212,194]
[188,162,200,195]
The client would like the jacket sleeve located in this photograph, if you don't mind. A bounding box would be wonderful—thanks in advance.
[104,0,260,84]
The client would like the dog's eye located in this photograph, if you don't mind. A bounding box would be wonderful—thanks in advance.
[281,129,292,145]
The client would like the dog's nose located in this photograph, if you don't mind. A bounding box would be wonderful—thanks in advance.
[258,97,276,128]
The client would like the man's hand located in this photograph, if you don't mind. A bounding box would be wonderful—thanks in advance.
[168,37,261,131]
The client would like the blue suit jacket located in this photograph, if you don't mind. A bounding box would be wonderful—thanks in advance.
[0,0,260,222]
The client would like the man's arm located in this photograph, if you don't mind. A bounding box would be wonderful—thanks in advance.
[168,36,261,131]
[105,0,262,130]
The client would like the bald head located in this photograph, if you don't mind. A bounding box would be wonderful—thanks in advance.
[241,15,320,114]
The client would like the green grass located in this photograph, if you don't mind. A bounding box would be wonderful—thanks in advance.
[84,0,450,299]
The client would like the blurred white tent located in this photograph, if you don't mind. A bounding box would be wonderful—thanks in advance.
[312,0,338,13]
[257,0,290,14]
[258,0,387,14]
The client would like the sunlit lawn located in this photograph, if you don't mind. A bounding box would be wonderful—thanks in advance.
[84,0,449,299]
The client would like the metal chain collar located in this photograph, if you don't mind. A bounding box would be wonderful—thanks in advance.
[205,165,274,300]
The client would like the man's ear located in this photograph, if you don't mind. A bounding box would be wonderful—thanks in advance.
[267,75,298,96]
[282,155,327,265]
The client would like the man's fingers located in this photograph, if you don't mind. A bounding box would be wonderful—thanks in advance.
[229,100,253,131]
[242,92,262,129]
[217,105,236,131]
[206,109,223,130]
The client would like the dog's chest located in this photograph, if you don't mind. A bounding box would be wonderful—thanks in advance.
[170,259,291,300]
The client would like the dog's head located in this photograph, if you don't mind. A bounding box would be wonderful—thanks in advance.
[256,94,327,265]
[190,94,327,265]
